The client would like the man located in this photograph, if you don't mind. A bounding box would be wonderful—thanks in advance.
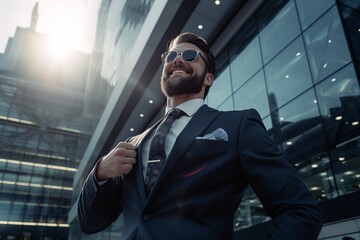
[78,32,323,239]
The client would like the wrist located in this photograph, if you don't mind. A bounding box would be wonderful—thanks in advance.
[95,158,108,182]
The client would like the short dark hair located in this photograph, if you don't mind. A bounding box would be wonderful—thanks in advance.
[166,32,215,99]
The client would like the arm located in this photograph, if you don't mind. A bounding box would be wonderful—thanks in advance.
[238,109,323,239]
[77,168,123,234]
[77,142,136,234]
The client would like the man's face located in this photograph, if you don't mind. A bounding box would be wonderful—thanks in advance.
[160,42,207,97]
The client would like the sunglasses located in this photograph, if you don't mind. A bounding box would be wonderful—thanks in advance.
[161,50,210,72]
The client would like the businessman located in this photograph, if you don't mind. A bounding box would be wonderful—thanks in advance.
[78,32,323,239]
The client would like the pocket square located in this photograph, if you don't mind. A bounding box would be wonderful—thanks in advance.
[196,128,228,141]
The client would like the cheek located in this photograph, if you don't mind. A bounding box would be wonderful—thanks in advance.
[162,64,171,76]
[191,64,205,75]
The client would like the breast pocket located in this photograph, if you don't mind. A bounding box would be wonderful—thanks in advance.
[176,139,229,177]
[191,138,228,151]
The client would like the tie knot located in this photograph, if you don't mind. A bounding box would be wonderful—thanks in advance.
[167,108,184,119]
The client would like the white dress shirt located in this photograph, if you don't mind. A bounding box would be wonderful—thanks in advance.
[141,99,204,178]
[96,99,204,184]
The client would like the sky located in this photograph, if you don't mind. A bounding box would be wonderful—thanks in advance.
[0,0,101,54]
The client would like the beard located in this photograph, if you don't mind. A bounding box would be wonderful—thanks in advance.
[160,71,206,97]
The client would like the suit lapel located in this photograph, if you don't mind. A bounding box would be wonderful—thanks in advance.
[147,105,221,199]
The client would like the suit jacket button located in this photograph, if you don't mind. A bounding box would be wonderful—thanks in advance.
[142,215,150,221]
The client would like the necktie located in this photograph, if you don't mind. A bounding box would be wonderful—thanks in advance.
[145,108,184,194]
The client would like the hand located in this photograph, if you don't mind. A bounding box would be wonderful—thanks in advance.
[96,142,137,181]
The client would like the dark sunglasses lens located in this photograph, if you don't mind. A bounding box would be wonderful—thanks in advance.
[165,51,177,63]
[182,50,198,61]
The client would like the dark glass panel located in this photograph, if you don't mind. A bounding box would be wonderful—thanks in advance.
[234,70,270,118]
[230,36,262,91]
[259,0,301,64]
[295,0,335,30]
[207,66,232,108]
[339,1,360,69]
[217,97,234,111]
[315,64,360,145]
[265,36,312,108]
[303,6,352,83]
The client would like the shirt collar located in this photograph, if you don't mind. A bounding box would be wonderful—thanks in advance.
[165,99,204,117]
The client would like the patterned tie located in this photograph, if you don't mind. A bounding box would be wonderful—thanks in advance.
[145,108,184,194]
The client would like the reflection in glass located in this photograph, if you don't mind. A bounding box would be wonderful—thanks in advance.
[259,0,301,64]
[265,36,312,108]
[101,0,155,85]
[230,36,262,91]
[315,63,360,146]
[217,96,234,111]
[339,1,360,66]
[272,90,334,201]
[295,0,335,30]
[207,66,232,108]
[234,187,269,231]
[234,70,269,118]
[303,6,351,83]
[333,137,360,196]
[315,63,360,197]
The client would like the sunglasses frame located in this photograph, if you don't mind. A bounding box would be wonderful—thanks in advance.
[161,49,210,72]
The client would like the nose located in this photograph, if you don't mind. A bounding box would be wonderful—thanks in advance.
[172,52,185,64]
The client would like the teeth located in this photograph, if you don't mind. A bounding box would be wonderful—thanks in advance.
[173,70,186,74]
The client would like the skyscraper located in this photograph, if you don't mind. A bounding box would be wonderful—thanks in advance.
[0,3,92,239]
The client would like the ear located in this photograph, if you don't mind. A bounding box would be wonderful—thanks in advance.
[204,73,214,87]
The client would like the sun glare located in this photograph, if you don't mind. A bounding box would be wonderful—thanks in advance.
[38,1,87,57]
[48,38,70,57]
[47,22,74,57]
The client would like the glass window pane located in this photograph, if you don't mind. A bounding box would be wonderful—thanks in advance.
[207,66,232,108]
[217,97,234,111]
[333,137,360,196]
[273,90,331,201]
[275,89,322,151]
[295,0,335,30]
[315,63,360,144]
[265,36,312,108]
[262,116,273,132]
[303,6,352,83]
[230,36,262,91]
[339,2,360,65]
[234,70,269,118]
[259,0,301,63]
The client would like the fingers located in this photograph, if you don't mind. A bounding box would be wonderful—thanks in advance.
[120,163,134,175]
[113,142,137,160]
[116,141,136,150]
[96,141,137,180]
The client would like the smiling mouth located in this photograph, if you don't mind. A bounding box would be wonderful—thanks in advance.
[171,69,189,76]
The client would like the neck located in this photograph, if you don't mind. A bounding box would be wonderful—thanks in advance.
[167,94,203,108]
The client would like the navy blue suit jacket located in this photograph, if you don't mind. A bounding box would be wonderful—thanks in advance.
[78,105,323,239]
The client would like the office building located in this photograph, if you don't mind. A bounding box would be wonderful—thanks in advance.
[0,3,98,239]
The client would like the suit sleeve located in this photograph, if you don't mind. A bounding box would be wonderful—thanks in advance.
[77,162,123,234]
[238,109,323,239]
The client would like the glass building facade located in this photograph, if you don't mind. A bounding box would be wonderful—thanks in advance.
[206,0,360,231]
[0,24,96,240]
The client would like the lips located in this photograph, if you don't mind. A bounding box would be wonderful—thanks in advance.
[169,67,191,76]
[172,69,187,75]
